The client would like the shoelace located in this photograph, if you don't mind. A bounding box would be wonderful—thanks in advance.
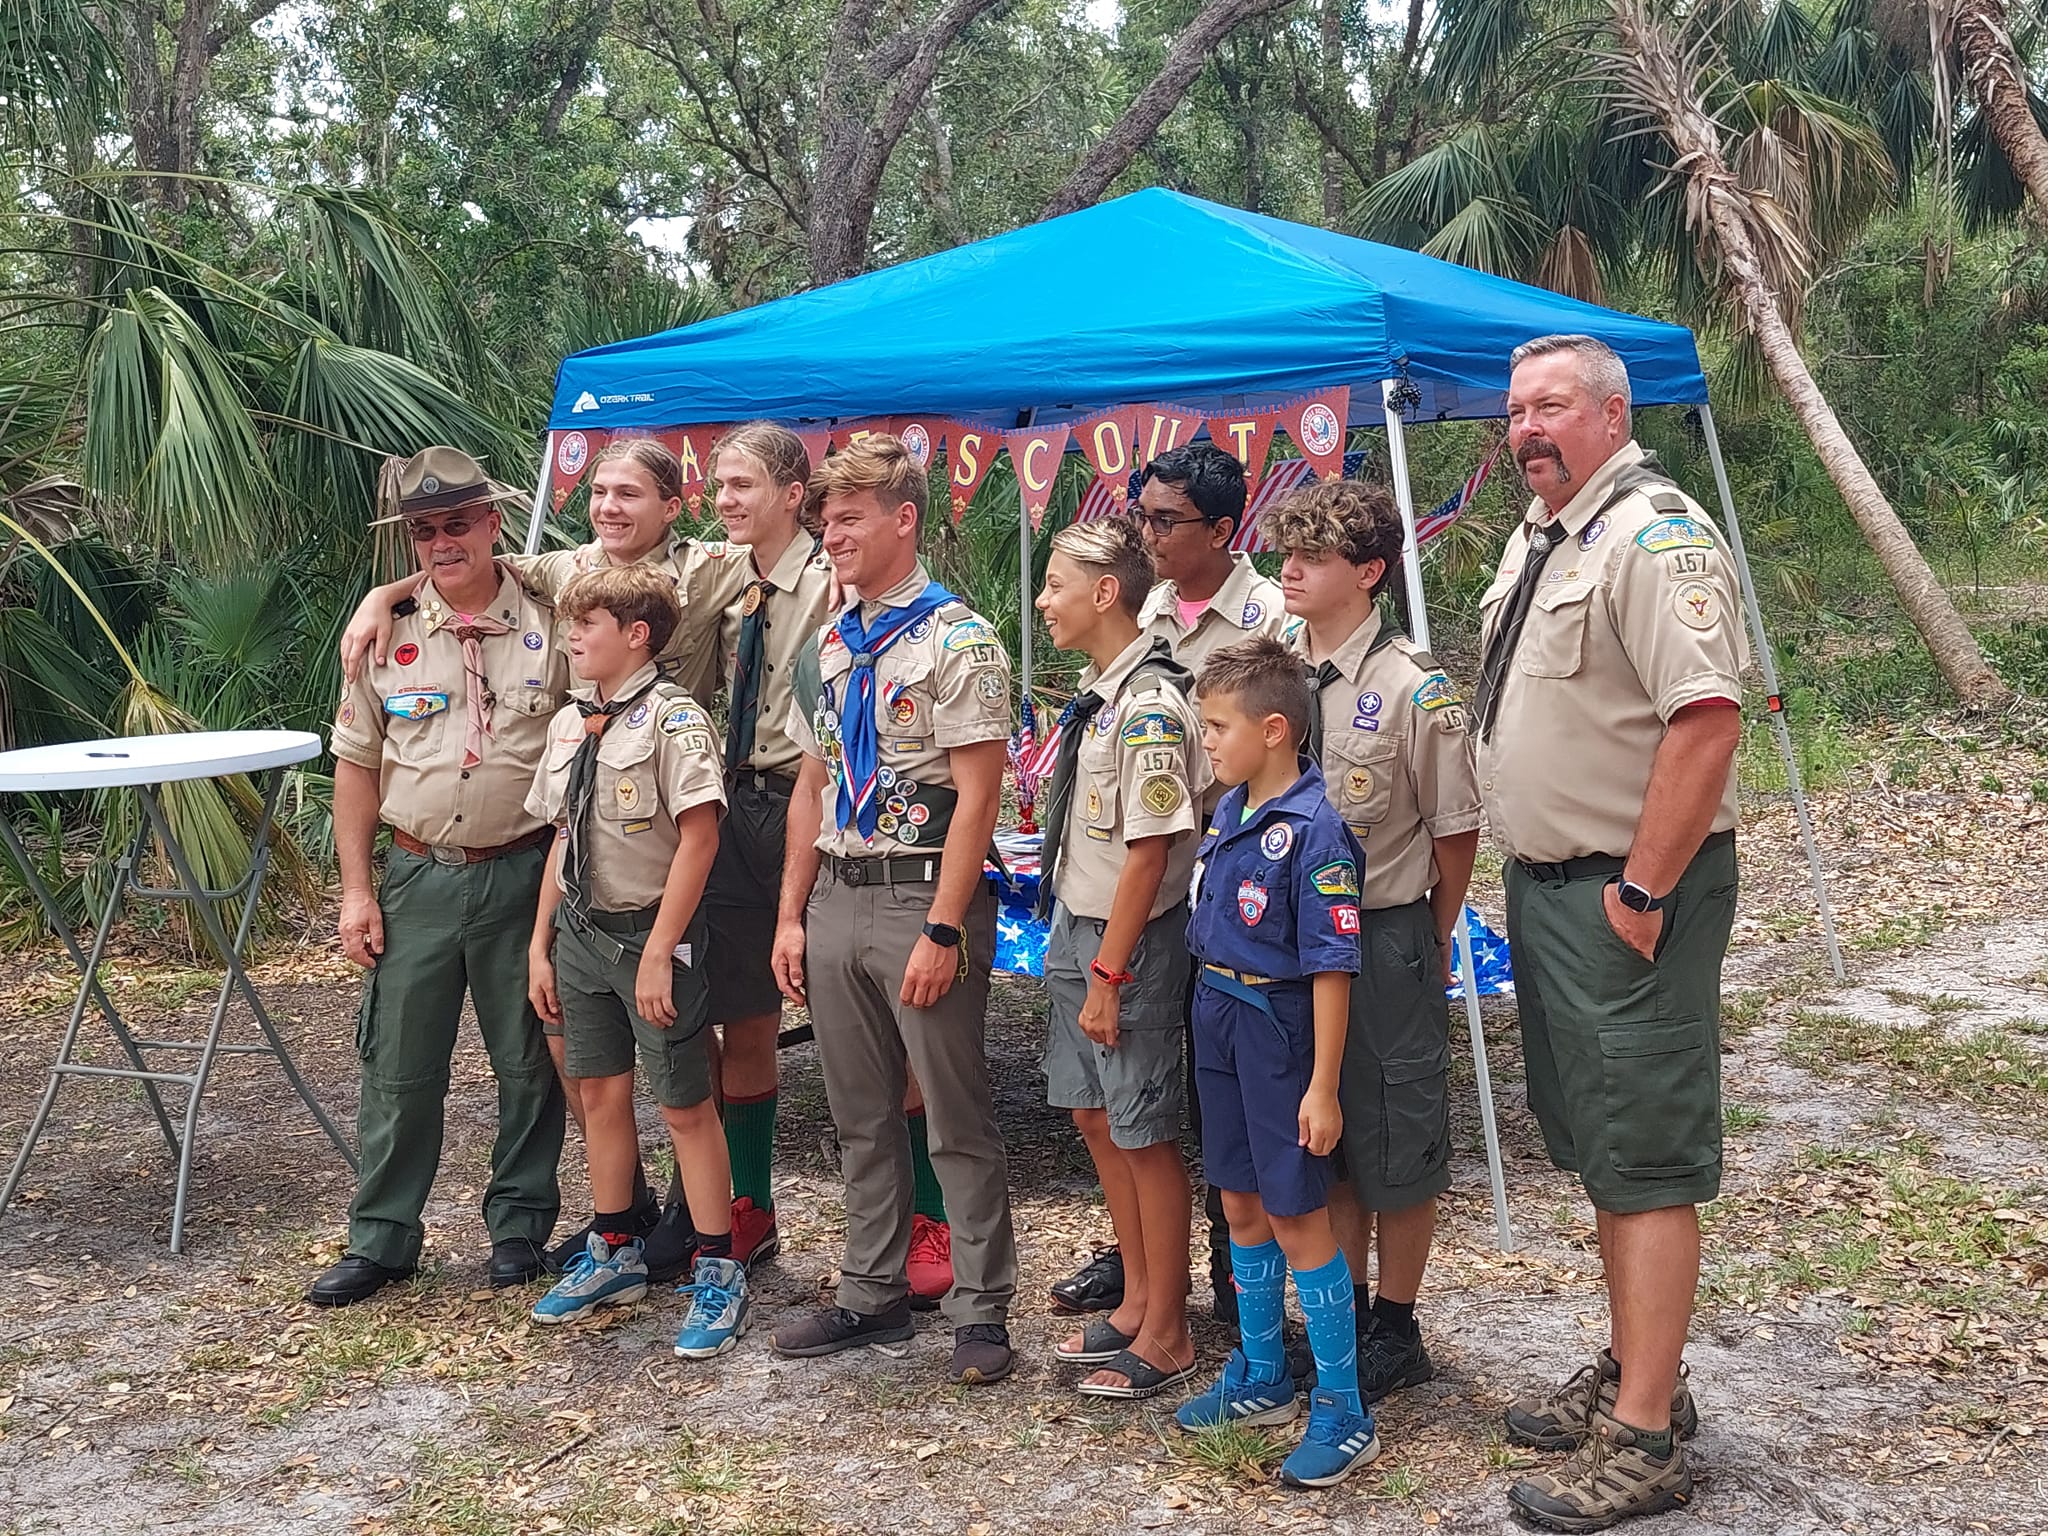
[1558,1423,1615,1489]
[909,1224,948,1263]
[680,1274,739,1326]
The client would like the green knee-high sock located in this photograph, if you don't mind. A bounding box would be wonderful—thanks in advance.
[907,1109,947,1223]
[722,1091,777,1212]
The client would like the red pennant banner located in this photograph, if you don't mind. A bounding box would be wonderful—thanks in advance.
[947,423,999,522]
[675,424,727,513]
[1071,406,1141,510]
[1281,387,1350,481]
[894,417,946,472]
[549,428,604,509]
[1002,424,1072,529]
[792,427,831,470]
[1206,407,1282,491]
[831,418,895,451]
[1133,404,1205,465]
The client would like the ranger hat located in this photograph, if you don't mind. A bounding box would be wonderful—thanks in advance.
[369,447,527,525]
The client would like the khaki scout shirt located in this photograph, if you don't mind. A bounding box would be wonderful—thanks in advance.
[1138,553,1291,676]
[506,534,752,705]
[714,534,836,779]
[1299,610,1481,910]
[1058,633,1213,922]
[523,663,728,913]
[788,561,1014,859]
[1476,440,1747,864]
[329,571,566,848]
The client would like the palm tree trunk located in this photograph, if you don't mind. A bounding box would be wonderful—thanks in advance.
[1950,0,2048,218]
[1611,0,2010,709]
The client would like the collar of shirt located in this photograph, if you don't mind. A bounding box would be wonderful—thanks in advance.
[417,570,525,635]
[1143,553,1264,633]
[1302,609,1386,681]
[1210,761,1334,847]
[1522,438,1647,540]
[1077,630,1165,702]
[854,560,934,622]
[755,532,821,590]
[569,659,661,706]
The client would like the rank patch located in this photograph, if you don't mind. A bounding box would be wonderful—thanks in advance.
[1345,767,1373,800]
[1085,786,1102,822]
[615,777,639,811]
[891,694,918,727]
[1411,674,1461,712]
[1311,861,1359,898]
[1139,775,1185,816]
[1635,516,1715,553]
[1121,711,1185,748]
[383,691,447,720]
[1237,880,1268,925]
[336,700,356,728]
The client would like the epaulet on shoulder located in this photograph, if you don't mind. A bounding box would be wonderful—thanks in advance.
[937,600,974,623]
[1125,668,1171,696]
[1645,489,1692,515]
[392,596,419,618]
[651,678,697,704]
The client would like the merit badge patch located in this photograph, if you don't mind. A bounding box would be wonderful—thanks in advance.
[660,703,707,736]
[886,795,909,816]
[1356,692,1382,717]
[877,813,899,834]
[907,803,930,826]
[899,822,921,844]
[614,777,639,812]
[1674,581,1717,629]
[1312,861,1359,898]
[393,642,419,667]
[1579,517,1607,550]
[1412,674,1461,712]
[1333,904,1361,935]
[383,691,447,720]
[626,701,651,729]
[1140,775,1184,816]
[1260,822,1295,859]
[943,621,999,652]
[1237,879,1269,925]
[1121,711,1185,748]
[523,630,544,651]
[1635,516,1715,553]
[1241,599,1263,627]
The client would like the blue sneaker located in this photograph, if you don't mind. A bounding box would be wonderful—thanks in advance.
[673,1254,750,1359]
[531,1234,648,1325]
[1174,1347,1300,1433]
[1279,1388,1380,1488]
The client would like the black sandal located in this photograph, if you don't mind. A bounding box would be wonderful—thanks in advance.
[1075,1347,1199,1400]
[1054,1317,1136,1364]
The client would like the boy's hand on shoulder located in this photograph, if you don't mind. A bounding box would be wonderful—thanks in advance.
[636,948,677,1026]
[1079,979,1120,1049]
[1298,1085,1342,1156]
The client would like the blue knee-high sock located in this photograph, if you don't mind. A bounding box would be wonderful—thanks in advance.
[1230,1239,1288,1382]
[1296,1253,1364,1419]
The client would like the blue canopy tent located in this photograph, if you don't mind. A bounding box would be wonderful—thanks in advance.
[536,189,1845,1246]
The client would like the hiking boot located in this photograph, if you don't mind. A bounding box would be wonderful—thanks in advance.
[1049,1245,1125,1313]
[673,1255,750,1360]
[951,1324,1014,1385]
[1357,1312,1434,1403]
[531,1234,648,1325]
[771,1300,915,1358]
[1506,1412,1693,1531]
[1173,1347,1300,1433]
[731,1197,779,1272]
[1278,1388,1380,1489]
[907,1214,953,1310]
[1505,1351,1698,1451]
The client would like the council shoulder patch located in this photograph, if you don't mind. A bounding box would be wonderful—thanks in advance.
[1121,711,1185,748]
[660,702,708,735]
[1311,860,1358,897]
[1412,673,1462,712]
[1635,515,1715,553]
[1139,774,1185,816]
[943,620,999,652]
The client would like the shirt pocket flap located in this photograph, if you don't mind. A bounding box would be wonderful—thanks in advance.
[545,732,583,772]
[1519,580,1597,678]
[597,730,657,771]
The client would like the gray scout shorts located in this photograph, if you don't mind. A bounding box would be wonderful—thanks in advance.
[703,775,793,1023]
[553,906,713,1109]
[1043,901,1189,1150]
[1335,896,1453,1210]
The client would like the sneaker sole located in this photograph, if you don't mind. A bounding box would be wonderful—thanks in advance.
[1505,1482,1690,1533]
[674,1310,752,1360]
[1174,1398,1301,1434]
[954,1357,1014,1386]
[771,1325,916,1359]
[531,1282,649,1325]
[1279,1432,1381,1489]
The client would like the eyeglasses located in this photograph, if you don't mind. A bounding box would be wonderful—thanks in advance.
[1131,510,1208,537]
[405,514,485,541]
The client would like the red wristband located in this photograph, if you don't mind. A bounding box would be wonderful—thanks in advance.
[1089,958,1135,987]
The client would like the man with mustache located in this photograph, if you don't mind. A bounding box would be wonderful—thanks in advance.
[1480,336,1746,1531]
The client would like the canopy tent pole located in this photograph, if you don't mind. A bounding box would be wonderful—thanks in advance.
[1017,410,1037,708]
[1380,377,1515,1253]
[524,435,553,556]
[1696,404,1845,980]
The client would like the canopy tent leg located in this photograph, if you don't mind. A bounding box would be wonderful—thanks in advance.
[524,435,553,556]
[1017,408,1037,707]
[1696,405,1845,980]
[1380,378,1515,1253]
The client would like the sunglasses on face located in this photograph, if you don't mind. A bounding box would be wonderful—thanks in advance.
[405,514,486,541]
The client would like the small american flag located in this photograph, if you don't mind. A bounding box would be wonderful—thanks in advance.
[1414,443,1503,546]
[1025,706,1065,779]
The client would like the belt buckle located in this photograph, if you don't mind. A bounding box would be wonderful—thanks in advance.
[429,843,467,867]
[840,860,867,888]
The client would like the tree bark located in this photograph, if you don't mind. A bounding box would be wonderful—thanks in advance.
[1319,0,1343,221]
[1612,0,2010,709]
[1951,0,2048,218]
[1040,0,1299,220]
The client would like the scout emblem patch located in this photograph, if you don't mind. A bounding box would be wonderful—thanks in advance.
[393,643,419,666]
[523,630,545,650]
[1241,599,1263,627]
[1412,674,1461,712]
[1356,692,1381,717]
[1237,879,1268,925]
[626,701,651,728]
[1579,517,1607,550]
[1635,515,1715,552]
[1312,861,1358,897]
[907,615,933,642]
[1140,775,1184,816]
[1260,822,1294,859]
[384,691,448,720]
[1121,711,1185,748]
[1674,581,1717,628]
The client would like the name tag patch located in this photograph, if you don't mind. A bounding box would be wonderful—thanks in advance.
[621,818,654,835]
[384,691,448,720]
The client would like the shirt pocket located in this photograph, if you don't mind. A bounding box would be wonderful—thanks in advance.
[1519,579,1597,679]
[1079,766,1119,843]
[383,706,447,767]
[535,733,581,822]
[1326,734,1401,828]
[595,731,657,822]
[500,681,559,718]
[876,654,936,745]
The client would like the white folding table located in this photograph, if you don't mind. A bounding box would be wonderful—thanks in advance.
[0,730,356,1252]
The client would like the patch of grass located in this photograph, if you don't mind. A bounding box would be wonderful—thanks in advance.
[1782,1010,2048,1113]
[166,1444,210,1490]
[1167,1419,1291,1480]
[1847,910,1943,952]
[1723,1102,1770,1132]
[666,1430,747,1496]
[2006,1013,2048,1036]
[1377,1463,1426,1499]
[1481,1434,1537,1472]
[1880,988,1974,1017]
[1721,989,1769,1037]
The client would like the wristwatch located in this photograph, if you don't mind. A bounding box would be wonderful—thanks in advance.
[1089,958,1136,987]
[921,920,963,948]
[1613,877,1668,913]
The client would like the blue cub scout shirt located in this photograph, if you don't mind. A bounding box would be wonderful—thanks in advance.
[1186,762,1366,981]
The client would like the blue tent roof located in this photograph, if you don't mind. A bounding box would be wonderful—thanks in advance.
[548,189,1706,432]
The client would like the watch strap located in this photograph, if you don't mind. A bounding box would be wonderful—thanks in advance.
[1089,958,1136,987]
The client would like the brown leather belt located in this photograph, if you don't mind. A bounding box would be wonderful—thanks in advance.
[390,826,553,865]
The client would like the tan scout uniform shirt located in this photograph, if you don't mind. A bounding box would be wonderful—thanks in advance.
[506,534,752,705]
[788,562,1014,860]
[1476,440,1747,864]
[1300,610,1482,909]
[1060,634,1214,922]
[524,663,728,913]
[1138,553,1291,676]
[330,572,565,848]
[715,534,836,779]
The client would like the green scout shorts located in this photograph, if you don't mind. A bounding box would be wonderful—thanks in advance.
[553,906,713,1109]
[1334,897,1452,1211]
[703,775,792,1023]
[1043,901,1189,1150]
[1505,831,1738,1215]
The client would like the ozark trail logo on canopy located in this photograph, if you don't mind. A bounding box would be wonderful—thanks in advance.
[557,432,590,476]
[1298,403,1341,456]
[570,391,599,414]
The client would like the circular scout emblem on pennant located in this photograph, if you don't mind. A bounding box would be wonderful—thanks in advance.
[1242,600,1263,627]
[1356,691,1382,716]
[1346,766,1372,800]
[977,671,1006,702]
[1085,786,1102,822]
[742,583,764,617]
[626,701,651,728]
[393,642,419,666]
[907,616,933,643]
[1299,403,1341,456]
[907,803,930,825]
[1580,517,1607,550]
[1140,775,1184,816]
[1237,879,1268,925]
[902,422,932,467]
[900,822,921,844]
[556,432,589,477]
[1261,822,1294,859]
[523,630,544,650]
[615,777,639,811]
[891,695,918,727]
[337,700,356,728]
[1674,581,1717,629]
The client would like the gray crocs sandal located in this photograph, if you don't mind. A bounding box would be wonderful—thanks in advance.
[1075,1347,1200,1400]
[1055,1317,1136,1365]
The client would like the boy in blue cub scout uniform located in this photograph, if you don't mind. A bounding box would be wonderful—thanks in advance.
[1175,637,1379,1490]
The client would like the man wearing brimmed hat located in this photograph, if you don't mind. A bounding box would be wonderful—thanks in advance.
[311,446,569,1307]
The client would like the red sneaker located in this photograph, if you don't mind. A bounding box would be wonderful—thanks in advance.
[731,1197,780,1272]
[907,1214,953,1310]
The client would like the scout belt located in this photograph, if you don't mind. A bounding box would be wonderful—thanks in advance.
[1515,828,1733,885]
[391,826,551,865]
[557,901,658,967]
[826,854,941,887]
[1199,963,1283,1021]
